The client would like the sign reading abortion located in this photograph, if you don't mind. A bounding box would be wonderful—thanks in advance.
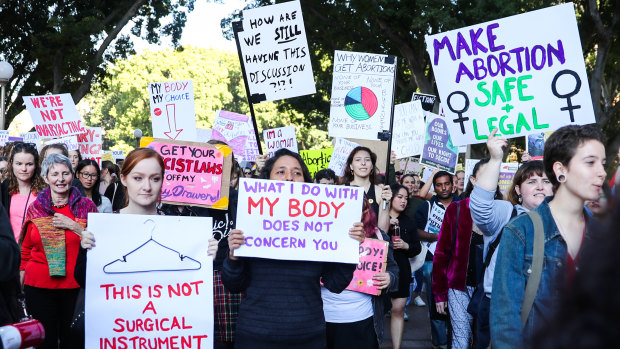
[392,100,426,159]
[235,178,362,264]
[300,148,333,178]
[148,139,232,209]
[263,126,298,158]
[85,213,214,349]
[420,114,459,173]
[148,80,197,141]
[237,0,316,102]
[425,3,595,145]
[346,238,389,296]
[329,50,397,140]
[78,127,102,165]
[211,110,251,162]
[23,93,85,138]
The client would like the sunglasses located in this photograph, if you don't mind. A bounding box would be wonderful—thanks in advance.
[13,142,37,150]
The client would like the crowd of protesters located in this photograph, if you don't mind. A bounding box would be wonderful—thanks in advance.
[1,123,619,349]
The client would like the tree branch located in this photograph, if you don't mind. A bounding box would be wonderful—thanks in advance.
[52,49,64,93]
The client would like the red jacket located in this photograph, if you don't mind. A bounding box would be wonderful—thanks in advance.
[432,198,474,303]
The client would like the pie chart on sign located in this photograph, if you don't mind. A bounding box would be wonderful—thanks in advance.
[344,87,378,121]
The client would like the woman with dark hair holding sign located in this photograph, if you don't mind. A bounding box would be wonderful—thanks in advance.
[223,149,372,349]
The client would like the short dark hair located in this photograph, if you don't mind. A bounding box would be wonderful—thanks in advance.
[506,160,545,205]
[315,168,336,183]
[390,183,409,201]
[543,125,605,188]
[433,170,453,186]
[260,149,312,183]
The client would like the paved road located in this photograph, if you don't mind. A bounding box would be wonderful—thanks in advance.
[381,296,433,349]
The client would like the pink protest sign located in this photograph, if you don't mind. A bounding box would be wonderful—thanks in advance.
[23,93,86,138]
[346,238,389,296]
[148,139,232,209]
[211,110,251,162]
[77,127,102,165]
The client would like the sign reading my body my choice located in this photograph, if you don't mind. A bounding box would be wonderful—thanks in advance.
[235,178,362,264]
[238,0,316,102]
[148,80,197,142]
[425,3,596,146]
[148,139,232,209]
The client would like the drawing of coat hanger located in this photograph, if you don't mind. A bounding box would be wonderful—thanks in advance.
[103,218,202,274]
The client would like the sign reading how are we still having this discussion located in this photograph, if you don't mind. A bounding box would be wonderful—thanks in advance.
[329,50,396,140]
[148,80,197,141]
[237,0,316,102]
[147,139,232,209]
[235,178,363,264]
[85,213,214,349]
[23,93,86,138]
[425,3,596,146]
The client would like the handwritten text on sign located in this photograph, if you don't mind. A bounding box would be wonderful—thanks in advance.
[235,178,362,264]
[211,110,250,162]
[328,138,359,177]
[85,214,214,349]
[148,80,197,141]
[392,101,426,159]
[238,0,316,102]
[149,140,231,209]
[23,93,85,138]
[425,3,595,146]
[346,238,388,296]
[420,114,459,174]
[300,148,333,178]
[263,126,298,158]
[78,127,102,165]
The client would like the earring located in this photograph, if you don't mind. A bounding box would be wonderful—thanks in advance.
[558,174,566,183]
[518,195,522,204]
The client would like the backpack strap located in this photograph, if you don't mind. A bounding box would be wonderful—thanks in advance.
[521,210,545,328]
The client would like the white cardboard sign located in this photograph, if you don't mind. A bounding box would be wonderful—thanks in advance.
[328,138,360,177]
[263,126,298,158]
[425,3,595,146]
[235,178,362,264]
[148,80,197,141]
[238,0,316,102]
[392,100,426,159]
[85,214,214,349]
[328,50,396,140]
[211,110,251,162]
[41,135,79,151]
[0,130,9,146]
[23,93,86,138]
[19,132,42,152]
[77,127,103,165]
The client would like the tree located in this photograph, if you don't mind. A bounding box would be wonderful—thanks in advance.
[0,0,197,128]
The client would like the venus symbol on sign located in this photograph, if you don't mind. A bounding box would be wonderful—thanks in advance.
[447,91,470,134]
[551,69,581,123]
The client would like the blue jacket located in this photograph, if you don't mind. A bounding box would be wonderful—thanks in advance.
[490,196,595,348]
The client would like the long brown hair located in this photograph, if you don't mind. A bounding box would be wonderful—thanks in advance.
[344,146,378,184]
[121,148,165,207]
[7,143,46,195]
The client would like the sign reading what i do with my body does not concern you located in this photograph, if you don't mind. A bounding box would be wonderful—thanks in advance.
[425,3,596,146]
[148,139,232,209]
[237,0,316,102]
[85,214,214,349]
[148,80,197,141]
[235,178,363,264]
[23,93,86,138]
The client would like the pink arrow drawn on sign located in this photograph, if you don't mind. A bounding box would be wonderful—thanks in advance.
[163,104,183,140]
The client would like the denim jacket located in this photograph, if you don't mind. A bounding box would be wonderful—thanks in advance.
[490,196,594,348]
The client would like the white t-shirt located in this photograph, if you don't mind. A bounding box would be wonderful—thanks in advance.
[321,287,373,323]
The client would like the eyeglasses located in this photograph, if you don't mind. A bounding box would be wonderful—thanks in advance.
[79,172,99,179]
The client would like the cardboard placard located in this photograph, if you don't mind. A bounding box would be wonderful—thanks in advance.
[237,0,316,102]
[244,123,260,163]
[328,50,396,140]
[42,135,79,151]
[425,3,595,146]
[148,80,197,141]
[148,139,232,209]
[211,110,251,162]
[463,159,481,192]
[263,126,298,158]
[346,238,389,296]
[0,130,9,146]
[499,162,519,195]
[412,92,437,112]
[196,128,212,143]
[19,132,42,152]
[328,138,360,177]
[112,150,126,161]
[101,151,114,162]
[300,148,333,178]
[526,131,554,160]
[85,214,214,349]
[235,178,362,263]
[420,114,459,174]
[392,101,426,159]
[77,127,103,165]
[23,93,86,138]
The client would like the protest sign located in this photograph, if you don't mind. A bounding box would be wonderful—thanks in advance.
[328,138,360,176]
[23,93,86,138]
[346,238,389,296]
[464,159,481,192]
[112,150,126,161]
[101,151,114,162]
[399,157,423,175]
[426,3,595,146]
[420,114,459,173]
[196,128,212,143]
[300,148,333,178]
[236,0,316,102]
[392,101,426,159]
[244,123,260,163]
[148,80,197,141]
[20,132,42,151]
[148,139,232,209]
[235,178,362,263]
[425,203,446,254]
[0,130,9,146]
[77,127,102,165]
[42,135,78,151]
[499,162,519,194]
[86,213,214,349]
[526,131,554,160]
[412,92,437,113]
[211,110,251,162]
[328,50,397,140]
[263,126,298,158]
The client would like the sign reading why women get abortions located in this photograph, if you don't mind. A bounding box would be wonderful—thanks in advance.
[85,214,214,349]
[235,178,363,264]
[147,139,232,209]
[23,93,86,138]
[425,3,595,146]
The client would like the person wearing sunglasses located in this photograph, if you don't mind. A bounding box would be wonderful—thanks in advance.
[75,159,112,213]
[1,142,46,241]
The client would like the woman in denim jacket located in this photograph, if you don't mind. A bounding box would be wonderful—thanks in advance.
[491,125,607,348]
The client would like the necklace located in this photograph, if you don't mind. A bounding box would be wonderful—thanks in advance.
[52,202,68,209]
